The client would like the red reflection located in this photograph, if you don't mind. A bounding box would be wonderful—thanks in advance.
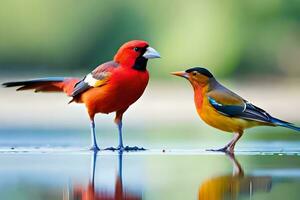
[70,151,141,200]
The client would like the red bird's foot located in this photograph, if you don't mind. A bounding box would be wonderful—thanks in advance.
[124,146,146,151]
[105,146,146,151]
[89,145,100,152]
[105,147,120,151]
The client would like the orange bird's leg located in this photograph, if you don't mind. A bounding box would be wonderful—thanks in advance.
[208,132,243,154]
[227,133,243,153]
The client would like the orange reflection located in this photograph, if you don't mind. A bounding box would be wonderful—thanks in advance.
[198,153,272,200]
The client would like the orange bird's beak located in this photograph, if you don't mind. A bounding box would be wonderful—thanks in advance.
[171,71,189,79]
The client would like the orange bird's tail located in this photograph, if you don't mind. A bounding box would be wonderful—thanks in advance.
[2,77,80,96]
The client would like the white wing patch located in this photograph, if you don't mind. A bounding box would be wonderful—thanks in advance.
[84,73,98,87]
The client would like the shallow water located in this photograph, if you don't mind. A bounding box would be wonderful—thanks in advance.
[1,129,300,200]
[0,149,299,200]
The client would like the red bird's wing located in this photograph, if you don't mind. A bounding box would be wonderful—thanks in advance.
[70,61,119,98]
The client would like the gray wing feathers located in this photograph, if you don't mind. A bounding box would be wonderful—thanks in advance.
[71,79,91,97]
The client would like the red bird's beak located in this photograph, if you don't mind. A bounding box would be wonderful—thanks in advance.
[171,71,189,79]
[143,47,161,59]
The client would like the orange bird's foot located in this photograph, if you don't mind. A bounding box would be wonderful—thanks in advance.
[105,146,146,151]
[206,147,234,154]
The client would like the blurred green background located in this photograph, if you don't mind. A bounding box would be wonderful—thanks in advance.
[0,0,300,143]
[0,2,300,200]
[0,0,300,78]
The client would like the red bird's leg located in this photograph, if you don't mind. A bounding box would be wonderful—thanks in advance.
[89,119,100,151]
[117,120,124,149]
[116,109,146,151]
[87,109,100,151]
[114,109,128,150]
[106,108,146,151]
[105,110,126,151]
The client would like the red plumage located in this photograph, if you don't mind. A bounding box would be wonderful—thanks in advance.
[3,40,160,150]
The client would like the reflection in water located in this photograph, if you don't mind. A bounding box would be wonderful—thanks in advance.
[199,154,272,200]
[67,151,141,200]
[1,152,300,199]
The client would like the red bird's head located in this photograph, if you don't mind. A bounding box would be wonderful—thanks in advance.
[114,40,160,71]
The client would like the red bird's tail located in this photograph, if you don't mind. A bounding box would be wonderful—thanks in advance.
[2,77,80,96]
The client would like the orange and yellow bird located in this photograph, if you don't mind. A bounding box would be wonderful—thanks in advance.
[3,40,160,151]
[172,67,300,153]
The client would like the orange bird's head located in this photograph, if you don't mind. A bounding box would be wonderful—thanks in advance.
[171,67,214,87]
[114,40,160,70]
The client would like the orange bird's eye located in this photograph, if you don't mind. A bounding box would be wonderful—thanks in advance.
[192,72,197,76]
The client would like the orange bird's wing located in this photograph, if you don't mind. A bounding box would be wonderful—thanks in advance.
[207,88,244,106]
[71,61,119,98]
[207,84,273,123]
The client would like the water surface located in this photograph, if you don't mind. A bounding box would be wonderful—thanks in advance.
[0,149,299,200]
[1,128,300,200]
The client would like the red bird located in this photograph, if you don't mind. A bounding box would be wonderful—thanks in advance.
[2,40,160,151]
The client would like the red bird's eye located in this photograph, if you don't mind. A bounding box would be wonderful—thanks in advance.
[134,47,140,52]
